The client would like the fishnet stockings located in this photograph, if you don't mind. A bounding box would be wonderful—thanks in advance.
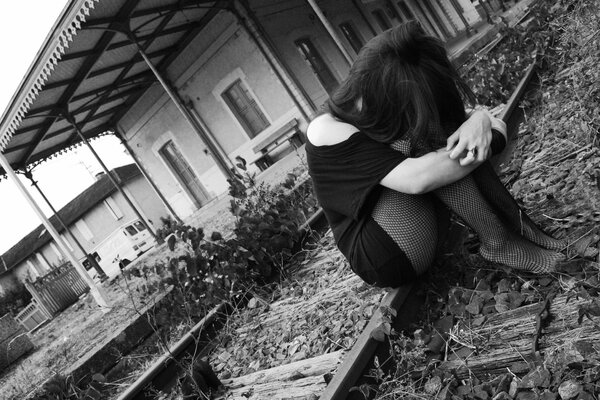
[371,135,565,274]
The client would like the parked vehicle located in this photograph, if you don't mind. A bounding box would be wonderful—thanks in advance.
[82,219,154,279]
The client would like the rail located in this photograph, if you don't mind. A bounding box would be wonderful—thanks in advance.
[114,34,540,400]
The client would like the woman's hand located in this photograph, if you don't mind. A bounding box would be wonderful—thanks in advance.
[445,110,492,166]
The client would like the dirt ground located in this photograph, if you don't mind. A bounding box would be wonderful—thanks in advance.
[0,150,308,400]
[0,241,174,399]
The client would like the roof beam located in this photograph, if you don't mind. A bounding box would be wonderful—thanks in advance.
[45,43,177,91]
[60,20,199,62]
[20,0,144,167]
[4,107,119,155]
[108,2,225,127]
[82,0,219,27]
[70,71,154,103]
[15,79,153,137]
[73,84,149,115]
[65,9,179,147]
[86,46,173,80]
[23,124,112,163]
[28,71,154,115]
[9,103,126,149]
[157,1,227,72]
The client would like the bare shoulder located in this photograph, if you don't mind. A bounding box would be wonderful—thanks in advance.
[306,113,359,146]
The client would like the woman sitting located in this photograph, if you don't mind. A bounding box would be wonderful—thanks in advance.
[306,22,565,288]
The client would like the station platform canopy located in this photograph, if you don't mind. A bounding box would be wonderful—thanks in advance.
[0,0,225,177]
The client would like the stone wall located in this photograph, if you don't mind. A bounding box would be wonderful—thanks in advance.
[0,314,34,371]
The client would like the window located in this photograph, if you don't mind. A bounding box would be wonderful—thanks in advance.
[339,22,364,53]
[372,9,392,31]
[159,140,209,207]
[295,38,339,94]
[222,79,270,138]
[133,221,146,232]
[75,219,94,241]
[125,225,138,236]
[104,196,124,220]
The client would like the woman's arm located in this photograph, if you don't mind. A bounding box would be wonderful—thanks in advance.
[445,110,493,163]
[380,147,482,194]
[381,111,493,194]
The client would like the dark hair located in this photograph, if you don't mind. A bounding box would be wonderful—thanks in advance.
[326,21,475,145]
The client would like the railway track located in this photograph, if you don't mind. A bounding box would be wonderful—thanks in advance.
[111,61,540,400]
[114,11,542,398]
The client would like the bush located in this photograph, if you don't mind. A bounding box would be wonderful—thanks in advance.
[228,162,318,279]
[0,284,32,316]
[462,1,557,106]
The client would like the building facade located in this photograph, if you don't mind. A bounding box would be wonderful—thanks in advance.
[0,164,168,294]
[117,0,491,220]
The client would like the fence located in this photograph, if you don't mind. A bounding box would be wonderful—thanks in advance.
[16,263,89,331]
[14,300,50,332]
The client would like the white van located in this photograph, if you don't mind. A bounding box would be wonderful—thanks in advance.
[83,219,154,279]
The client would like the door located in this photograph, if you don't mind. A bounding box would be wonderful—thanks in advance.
[159,140,210,208]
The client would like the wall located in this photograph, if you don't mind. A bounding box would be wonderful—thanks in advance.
[252,0,351,109]
[124,175,170,230]
[119,10,304,218]
[3,173,169,288]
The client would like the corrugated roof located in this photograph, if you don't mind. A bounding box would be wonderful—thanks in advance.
[0,163,140,274]
[0,0,225,176]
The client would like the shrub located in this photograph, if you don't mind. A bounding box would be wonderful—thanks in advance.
[228,162,317,279]
[0,283,32,316]
[462,1,557,106]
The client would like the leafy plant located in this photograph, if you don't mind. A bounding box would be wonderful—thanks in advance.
[462,1,558,106]
[0,283,32,316]
[227,160,317,279]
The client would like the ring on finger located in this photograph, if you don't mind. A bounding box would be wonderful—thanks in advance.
[467,148,478,157]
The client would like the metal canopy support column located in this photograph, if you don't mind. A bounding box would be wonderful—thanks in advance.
[433,0,460,36]
[65,115,158,239]
[113,128,183,224]
[306,0,354,66]
[351,0,378,37]
[230,4,313,124]
[450,0,479,29]
[128,33,236,181]
[183,105,236,173]
[0,152,110,310]
[23,169,108,281]
[237,0,317,116]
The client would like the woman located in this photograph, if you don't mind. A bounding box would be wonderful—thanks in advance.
[306,22,565,288]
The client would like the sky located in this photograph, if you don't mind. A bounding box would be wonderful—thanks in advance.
[0,1,133,254]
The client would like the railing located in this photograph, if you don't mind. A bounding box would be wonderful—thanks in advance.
[25,262,89,316]
[16,263,90,331]
[15,300,50,332]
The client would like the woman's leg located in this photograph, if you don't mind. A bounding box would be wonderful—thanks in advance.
[371,188,441,275]
[433,176,565,273]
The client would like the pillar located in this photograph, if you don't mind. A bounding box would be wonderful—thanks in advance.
[0,152,110,310]
[24,169,108,280]
[306,0,354,66]
[127,32,236,182]
[65,114,157,239]
[113,128,183,224]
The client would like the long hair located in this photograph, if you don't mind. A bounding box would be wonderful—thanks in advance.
[327,21,475,145]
